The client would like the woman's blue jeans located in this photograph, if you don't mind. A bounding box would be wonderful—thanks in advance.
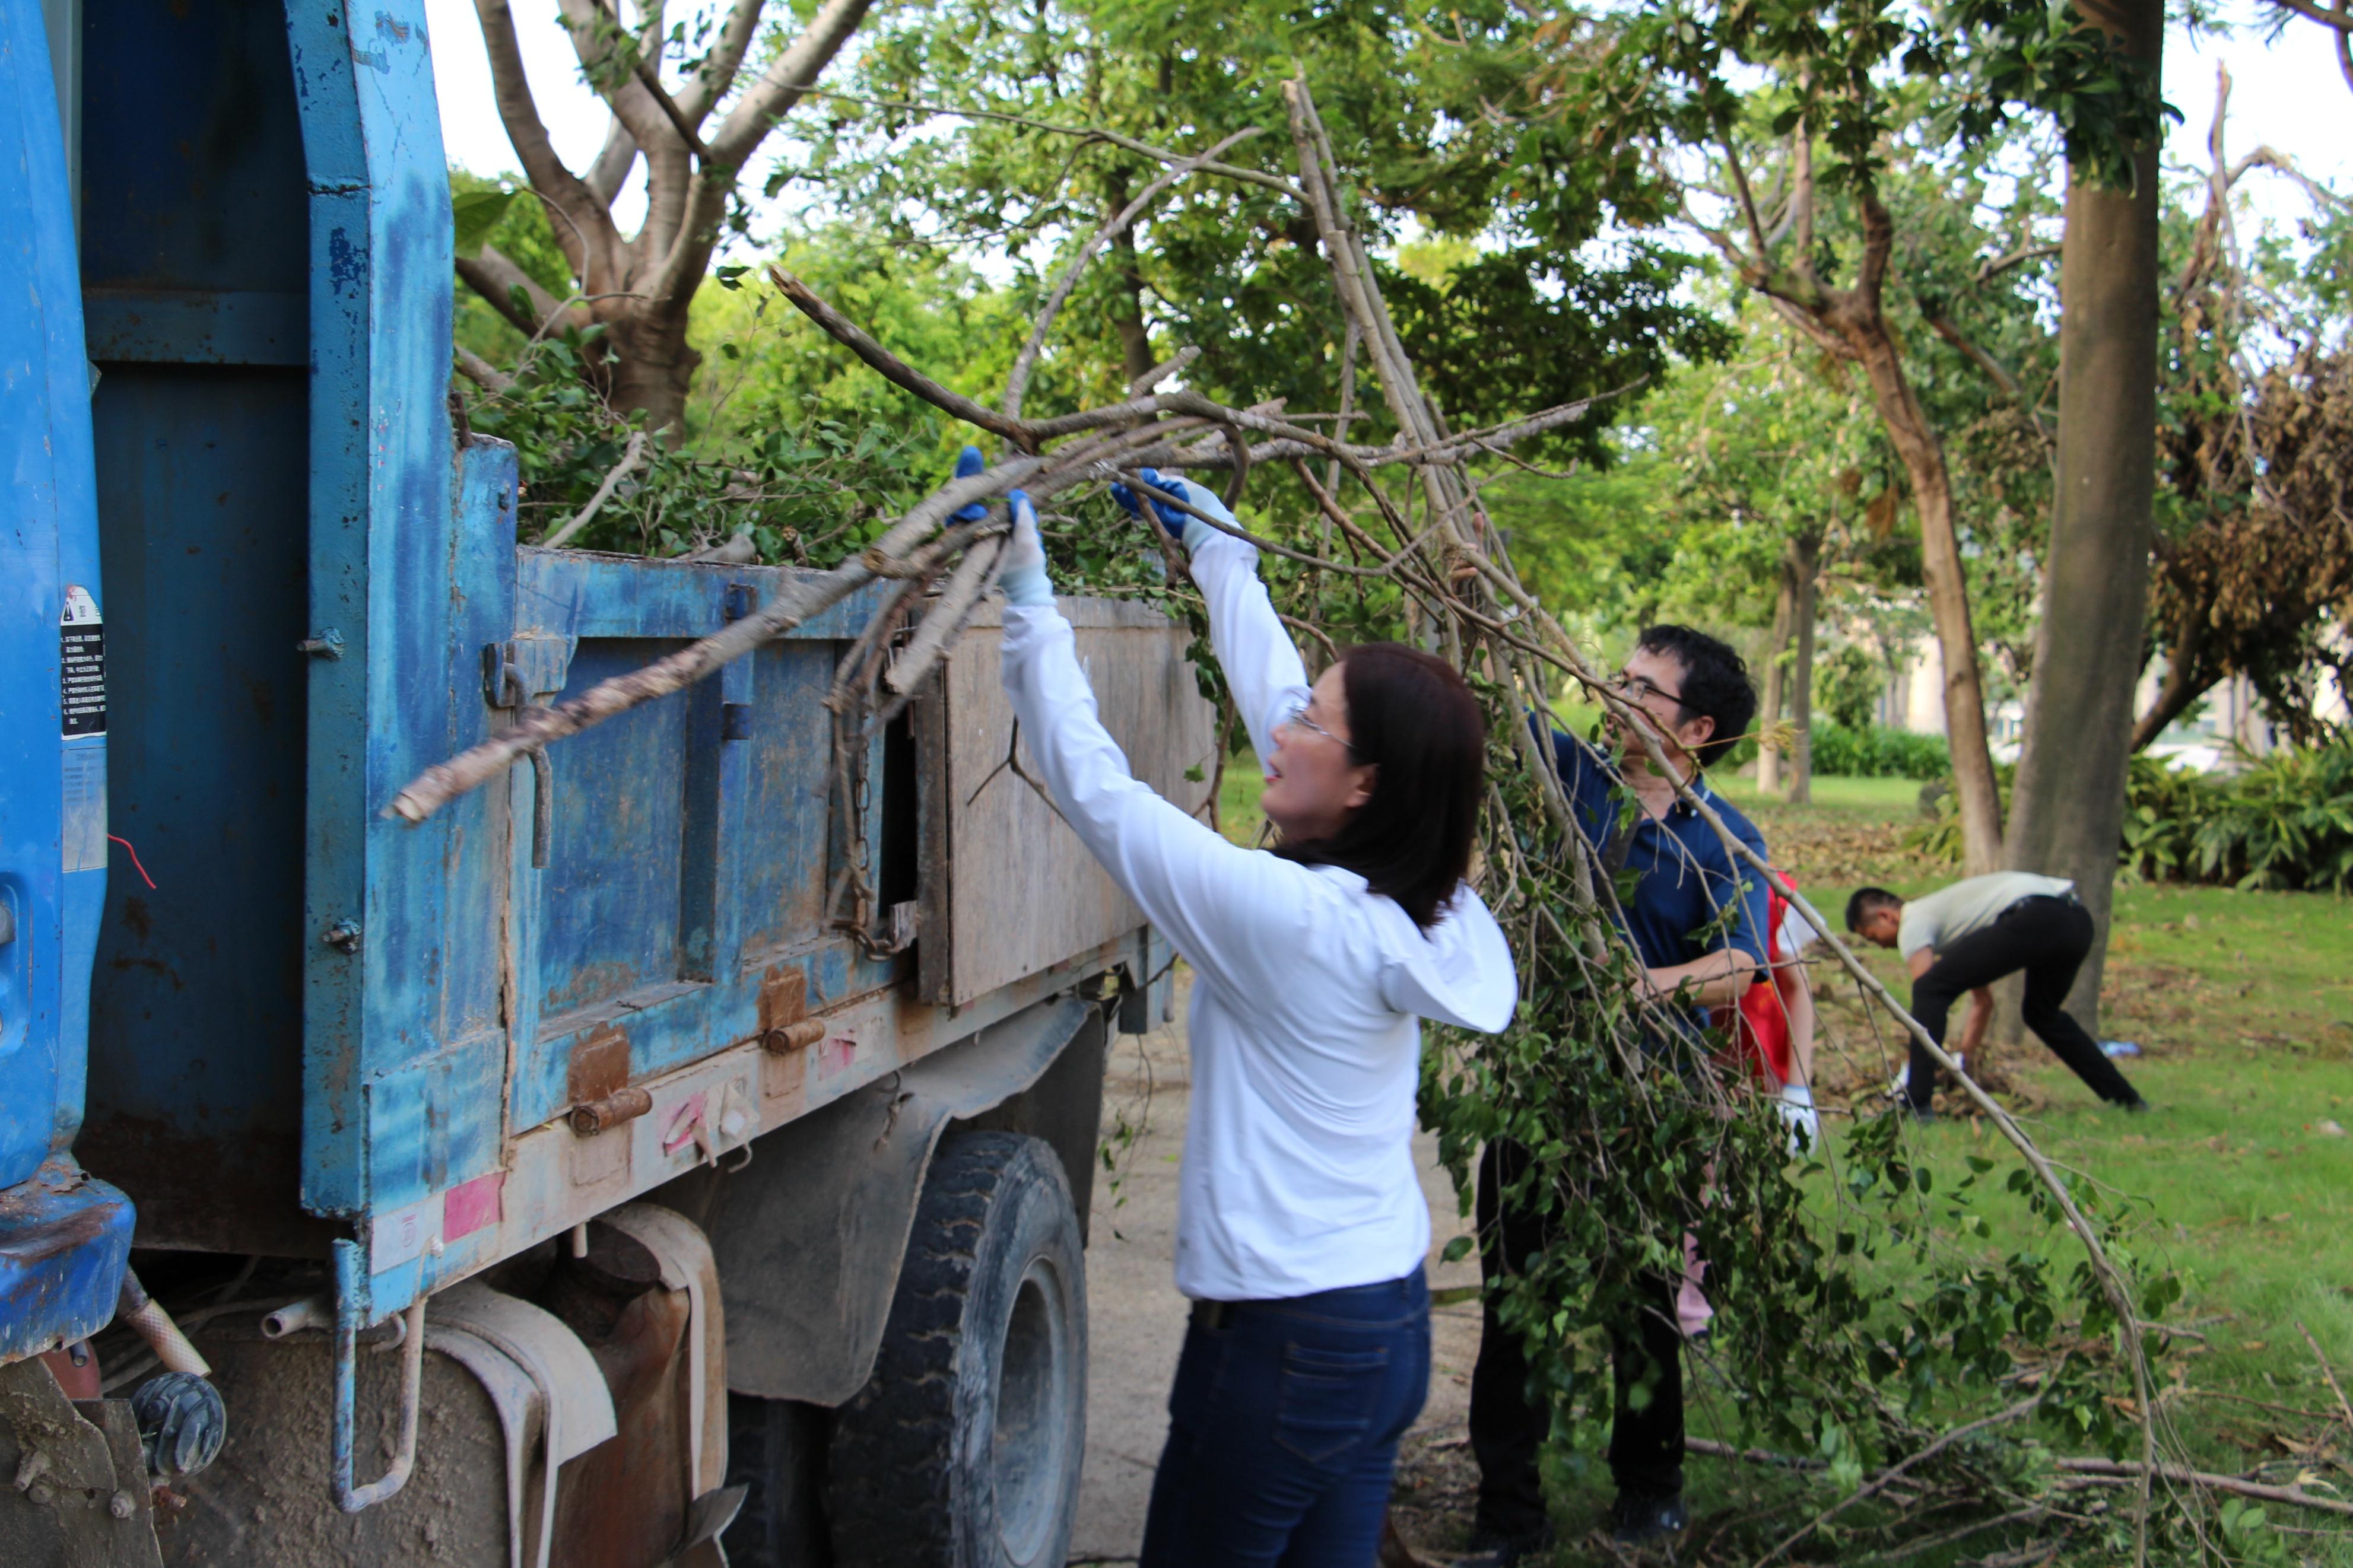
[1139,1266,1431,1568]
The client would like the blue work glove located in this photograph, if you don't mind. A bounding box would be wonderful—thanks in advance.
[997,489,1053,608]
[1110,468,1230,556]
[949,444,990,523]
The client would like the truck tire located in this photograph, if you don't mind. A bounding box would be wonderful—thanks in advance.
[826,1131,1087,1568]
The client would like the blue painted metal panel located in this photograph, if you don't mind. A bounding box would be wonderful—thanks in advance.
[500,554,898,1135]
[0,0,80,1189]
[0,1157,135,1363]
[0,0,134,1362]
[75,0,327,1255]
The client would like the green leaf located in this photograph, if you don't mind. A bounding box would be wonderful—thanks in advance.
[1441,1235,1474,1265]
[1184,764,1207,782]
[453,187,519,256]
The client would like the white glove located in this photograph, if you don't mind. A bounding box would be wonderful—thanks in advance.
[1777,1084,1820,1154]
[998,488,1052,609]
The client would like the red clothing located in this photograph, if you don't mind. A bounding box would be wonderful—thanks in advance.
[1718,874,1797,1087]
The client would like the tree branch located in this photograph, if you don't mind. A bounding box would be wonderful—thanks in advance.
[471,0,618,282]
[455,344,515,395]
[455,244,582,339]
[541,430,649,548]
[585,119,640,206]
[676,0,766,123]
[1976,241,2063,283]
[1001,128,1260,421]
[770,265,1034,444]
[789,88,1305,201]
[560,0,698,259]
[704,0,877,168]
[1928,313,2053,444]
[1722,132,1773,263]
[2262,0,2353,30]
[2054,1457,2353,1518]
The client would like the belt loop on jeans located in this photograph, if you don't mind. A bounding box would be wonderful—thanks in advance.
[1190,1299,1236,1331]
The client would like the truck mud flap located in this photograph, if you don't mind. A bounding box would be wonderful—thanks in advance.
[710,995,1097,1405]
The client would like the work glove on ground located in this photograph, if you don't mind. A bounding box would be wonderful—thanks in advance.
[1110,467,1231,556]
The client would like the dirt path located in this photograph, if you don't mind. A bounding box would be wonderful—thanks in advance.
[1071,974,1485,1564]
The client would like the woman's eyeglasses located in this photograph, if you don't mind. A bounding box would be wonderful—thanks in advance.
[1280,699,1361,758]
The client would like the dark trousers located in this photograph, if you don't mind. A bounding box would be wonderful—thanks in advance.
[1468,1141,1683,1542]
[1906,895,2142,1111]
[1140,1267,1430,1568]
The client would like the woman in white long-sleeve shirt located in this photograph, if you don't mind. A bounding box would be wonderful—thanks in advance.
[985,455,1517,1567]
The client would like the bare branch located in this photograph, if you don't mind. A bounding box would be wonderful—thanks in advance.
[541,430,649,548]
[455,344,515,395]
[2261,0,2353,31]
[1928,313,2053,444]
[1976,241,2062,283]
[789,88,1305,201]
[471,0,618,281]
[1001,128,1260,421]
[1722,133,1772,262]
[704,0,878,169]
[2053,1457,2353,1518]
[676,0,767,123]
[770,265,1034,446]
[1126,345,1201,396]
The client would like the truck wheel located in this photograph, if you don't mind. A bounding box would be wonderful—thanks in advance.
[827,1131,1087,1568]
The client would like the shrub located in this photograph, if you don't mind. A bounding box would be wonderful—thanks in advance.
[1914,737,2353,892]
[2193,737,2353,892]
[1809,721,1953,780]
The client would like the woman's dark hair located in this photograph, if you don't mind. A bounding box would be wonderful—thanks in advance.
[1636,624,1757,770]
[1274,643,1484,931]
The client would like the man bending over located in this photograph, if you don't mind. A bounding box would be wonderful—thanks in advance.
[1846,874,2148,1119]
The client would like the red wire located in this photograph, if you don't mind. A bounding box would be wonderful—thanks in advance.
[107,835,157,890]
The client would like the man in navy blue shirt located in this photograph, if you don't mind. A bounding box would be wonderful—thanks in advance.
[1462,626,1771,1563]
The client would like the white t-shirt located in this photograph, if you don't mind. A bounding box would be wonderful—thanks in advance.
[998,532,1517,1301]
[1897,872,2075,960]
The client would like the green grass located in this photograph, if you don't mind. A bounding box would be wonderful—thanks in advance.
[1704,773,2353,1565]
[1217,750,1270,847]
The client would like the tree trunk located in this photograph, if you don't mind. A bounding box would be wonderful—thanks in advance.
[1787,529,1820,804]
[2129,609,2208,750]
[1758,553,1795,794]
[605,306,701,437]
[1849,327,2006,872]
[2007,0,2164,1036]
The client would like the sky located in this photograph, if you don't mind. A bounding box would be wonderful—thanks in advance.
[420,1,2351,255]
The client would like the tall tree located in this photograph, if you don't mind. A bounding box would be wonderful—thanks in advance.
[2004,0,2165,1035]
[462,0,876,431]
[1555,0,2166,874]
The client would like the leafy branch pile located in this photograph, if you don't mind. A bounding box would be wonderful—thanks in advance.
[399,73,2353,1566]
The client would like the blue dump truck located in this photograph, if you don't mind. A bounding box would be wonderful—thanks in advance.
[0,3,1208,1562]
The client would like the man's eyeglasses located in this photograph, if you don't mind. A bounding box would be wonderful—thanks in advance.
[1611,672,1686,713]
[1279,699,1361,758]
